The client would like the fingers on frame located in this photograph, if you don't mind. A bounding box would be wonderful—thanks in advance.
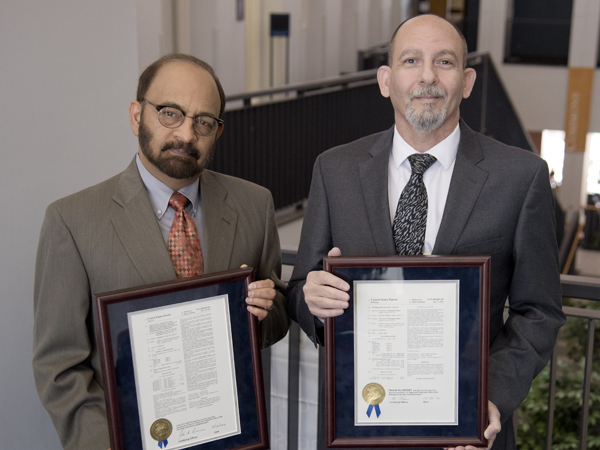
[247,305,267,321]
[249,279,275,290]
[306,271,350,292]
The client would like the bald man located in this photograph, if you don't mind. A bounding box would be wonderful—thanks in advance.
[287,15,565,450]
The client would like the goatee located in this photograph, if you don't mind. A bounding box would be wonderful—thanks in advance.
[405,85,448,133]
[138,115,214,179]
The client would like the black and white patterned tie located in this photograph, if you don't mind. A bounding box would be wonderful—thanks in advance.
[393,153,437,255]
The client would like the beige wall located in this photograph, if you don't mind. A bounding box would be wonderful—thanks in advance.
[0,1,139,449]
[478,0,600,133]
[478,0,600,214]
[137,0,404,94]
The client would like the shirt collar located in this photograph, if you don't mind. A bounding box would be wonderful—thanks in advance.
[391,123,460,170]
[135,153,200,219]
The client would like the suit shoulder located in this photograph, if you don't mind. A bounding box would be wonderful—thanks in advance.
[203,170,273,202]
[202,170,273,213]
[475,132,544,165]
[319,130,389,161]
[459,130,546,181]
[202,171,275,227]
[47,172,122,216]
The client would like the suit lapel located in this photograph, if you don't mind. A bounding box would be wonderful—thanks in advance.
[111,159,176,284]
[359,128,397,255]
[200,171,237,273]
[433,122,488,255]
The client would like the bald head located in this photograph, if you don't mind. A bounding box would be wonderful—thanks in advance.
[137,54,226,118]
[388,15,468,69]
[376,13,477,147]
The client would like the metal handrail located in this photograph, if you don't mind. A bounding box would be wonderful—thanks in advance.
[556,274,600,450]
[226,69,379,106]
[561,274,600,301]
[544,305,599,450]
[225,52,496,106]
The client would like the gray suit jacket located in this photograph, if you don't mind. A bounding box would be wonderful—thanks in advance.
[287,122,565,449]
[33,158,289,450]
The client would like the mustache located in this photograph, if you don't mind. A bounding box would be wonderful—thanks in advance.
[409,85,448,101]
[160,141,200,160]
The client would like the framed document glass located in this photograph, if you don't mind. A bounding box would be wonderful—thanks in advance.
[324,256,490,448]
[93,268,268,450]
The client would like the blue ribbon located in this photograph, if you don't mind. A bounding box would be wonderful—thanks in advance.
[158,439,168,448]
[366,404,381,418]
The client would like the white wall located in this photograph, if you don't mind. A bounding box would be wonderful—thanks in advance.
[497,65,569,132]
[0,1,139,448]
[478,0,600,133]
[150,0,404,95]
[478,0,600,214]
[136,0,175,73]
[188,0,246,95]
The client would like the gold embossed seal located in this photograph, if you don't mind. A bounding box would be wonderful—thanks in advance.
[150,418,173,442]
[362,383,385,418]
[362,382,385,405]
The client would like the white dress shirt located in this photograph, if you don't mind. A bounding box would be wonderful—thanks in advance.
[388,124,460,254]
[135,154,205,253]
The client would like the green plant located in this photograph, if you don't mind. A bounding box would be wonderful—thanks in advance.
[516,310,600,449]
[562,299,600,372]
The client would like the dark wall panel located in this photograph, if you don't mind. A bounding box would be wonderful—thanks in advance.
[211,84,395,210]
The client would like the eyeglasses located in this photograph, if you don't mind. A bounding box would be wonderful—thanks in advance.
[142,99,224,137]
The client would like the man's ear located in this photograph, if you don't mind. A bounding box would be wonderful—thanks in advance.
[377,65,392,98]
[462,68,477,99]
[129,100,142,137]
[215,123,224,140]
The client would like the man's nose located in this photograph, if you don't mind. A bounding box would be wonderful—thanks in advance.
[173,116,197,142]
[419,62,438,85]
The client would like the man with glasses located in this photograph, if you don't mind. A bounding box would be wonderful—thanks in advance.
[33,54,289,450]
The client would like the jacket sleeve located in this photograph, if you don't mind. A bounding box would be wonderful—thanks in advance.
[32,203,110,450]
[256,192,290,348]
[487,159,566,421]
[286,156,333,346]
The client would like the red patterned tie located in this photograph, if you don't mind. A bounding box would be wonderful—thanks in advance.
[168,192,204,278]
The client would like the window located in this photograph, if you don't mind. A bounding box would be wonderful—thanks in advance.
[540,130,565,187]
[540,129,600,195]
[586,133,600,195]
[505,0,572,65]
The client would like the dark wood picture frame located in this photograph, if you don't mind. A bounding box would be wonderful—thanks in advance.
[323,256,490,448]
[93,268,268,450]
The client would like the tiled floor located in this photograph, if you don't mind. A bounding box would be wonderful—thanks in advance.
[278,218,303,282]
[278,217,303,252]
[574,248,600,278]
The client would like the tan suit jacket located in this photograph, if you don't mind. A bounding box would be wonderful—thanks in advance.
[33,158,289,450]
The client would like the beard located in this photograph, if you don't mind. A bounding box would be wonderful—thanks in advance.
[138,113,215,179]
[405,85,448,133]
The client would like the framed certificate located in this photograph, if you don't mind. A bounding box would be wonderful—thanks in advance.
[323,256,490,448]
[93,268,268,450]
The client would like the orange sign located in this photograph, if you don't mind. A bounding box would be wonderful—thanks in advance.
[564,67,594,153]
[429,0,448,18]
